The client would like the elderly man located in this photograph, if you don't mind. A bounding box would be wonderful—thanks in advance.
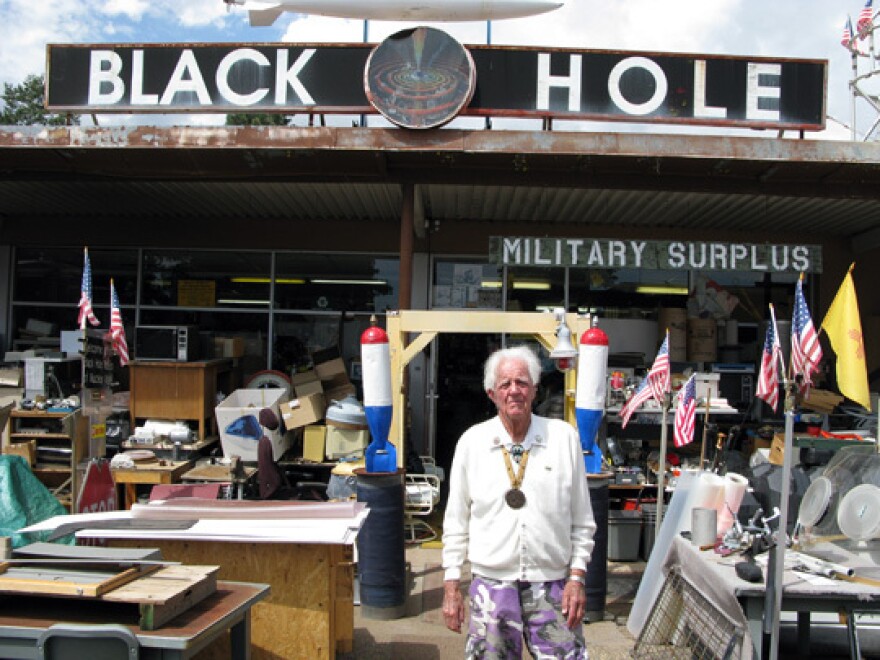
[442,345,596,659]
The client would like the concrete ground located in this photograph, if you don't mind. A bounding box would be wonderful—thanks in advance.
[345,544,643,659]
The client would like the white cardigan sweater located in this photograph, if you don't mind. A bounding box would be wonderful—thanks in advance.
[442,414,597,582]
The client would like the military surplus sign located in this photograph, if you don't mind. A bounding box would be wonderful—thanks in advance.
[489,237,822,273]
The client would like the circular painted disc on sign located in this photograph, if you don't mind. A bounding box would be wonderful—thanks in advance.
[365,26,476,129]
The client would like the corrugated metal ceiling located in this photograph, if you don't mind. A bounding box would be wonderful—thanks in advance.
[1,125,879,250]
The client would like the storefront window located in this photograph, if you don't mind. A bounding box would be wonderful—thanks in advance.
[14,247,138,306]
[432,261,503,309]
[274,253,399,313]
[505,266,565,312]
[140,249,271,309]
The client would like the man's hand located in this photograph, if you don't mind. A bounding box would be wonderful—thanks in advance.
[560,575,586,629]
[442,579,466,633]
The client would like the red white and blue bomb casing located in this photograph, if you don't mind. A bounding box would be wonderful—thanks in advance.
[360,325,397,472]
[575,327,609,474]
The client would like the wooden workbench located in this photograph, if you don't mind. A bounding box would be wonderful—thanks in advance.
[111,460,193,509]
[128,360,233,441]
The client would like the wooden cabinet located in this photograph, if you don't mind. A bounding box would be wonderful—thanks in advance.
[3,408,88,510]
[128,360,234,441]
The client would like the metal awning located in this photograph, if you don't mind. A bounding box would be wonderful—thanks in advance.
[1,125,879,253]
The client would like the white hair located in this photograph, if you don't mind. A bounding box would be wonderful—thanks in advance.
[483,345,542,392]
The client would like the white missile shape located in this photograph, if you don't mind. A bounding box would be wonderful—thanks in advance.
[361,323,397,473]
[575,326,609,474]
[224,0,565,26]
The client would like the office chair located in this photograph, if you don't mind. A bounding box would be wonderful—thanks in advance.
[37,623,139,659]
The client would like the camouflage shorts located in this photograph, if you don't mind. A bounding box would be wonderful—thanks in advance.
[465,575,588,659]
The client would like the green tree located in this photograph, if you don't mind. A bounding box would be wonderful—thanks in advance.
[226,112,292,126]
[0,74,78,126]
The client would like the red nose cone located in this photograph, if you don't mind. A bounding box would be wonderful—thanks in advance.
[580,327,609,346]
[361,325,389,344]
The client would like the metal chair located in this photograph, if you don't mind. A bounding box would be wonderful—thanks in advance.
[404,473,441,544]
[37,623,139,659]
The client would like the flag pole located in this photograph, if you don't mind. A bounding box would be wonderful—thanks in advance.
[699,386,711,469]
[655,391,670,538]
[765,303,794,660]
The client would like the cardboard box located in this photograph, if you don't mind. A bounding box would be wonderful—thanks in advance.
[214,336,245,358]
[315,357,347,382]
[326,426,370,459]
[324,382,357,403]
[215,388,290,462]
[303,425,327,462]
[281,392,326,430]
[291,370,323,397]
[769,433,788,466]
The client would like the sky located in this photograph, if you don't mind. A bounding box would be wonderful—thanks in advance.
[0,0,876,140]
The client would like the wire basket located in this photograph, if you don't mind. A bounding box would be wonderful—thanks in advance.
[634,567,744,660]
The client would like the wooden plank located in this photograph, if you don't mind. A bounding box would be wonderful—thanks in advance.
[0,563,160,597]
[103,565,219,630]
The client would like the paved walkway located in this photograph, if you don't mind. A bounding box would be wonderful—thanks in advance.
[346,545,643,659]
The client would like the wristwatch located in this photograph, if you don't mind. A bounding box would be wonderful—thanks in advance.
[567,573,586,586]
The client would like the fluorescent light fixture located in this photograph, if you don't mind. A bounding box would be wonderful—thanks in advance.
[217,299,271,305]
[311,279,387,286]
[513,280,551,290]
[481,279,503,288]
[636,285,689,295]
[230,277,305,284]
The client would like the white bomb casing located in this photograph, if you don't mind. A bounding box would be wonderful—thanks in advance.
[576,327,609,410]
[361,325,392,407]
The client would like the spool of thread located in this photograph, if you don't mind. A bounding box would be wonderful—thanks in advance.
[691,507,718,547]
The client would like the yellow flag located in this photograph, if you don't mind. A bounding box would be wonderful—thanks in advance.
[820,264,871,410]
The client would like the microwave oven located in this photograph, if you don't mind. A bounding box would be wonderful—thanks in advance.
[135,325,199,362]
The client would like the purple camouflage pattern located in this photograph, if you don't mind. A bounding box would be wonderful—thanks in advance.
[466,575,588,659]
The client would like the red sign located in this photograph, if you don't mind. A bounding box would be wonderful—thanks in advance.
[77,459,118,514]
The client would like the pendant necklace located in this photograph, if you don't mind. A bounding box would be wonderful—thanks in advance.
[502,445,530,509]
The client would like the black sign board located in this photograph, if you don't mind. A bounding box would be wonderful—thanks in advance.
[489,236,823,274]
[46,42,826,130]
[81,329,115,389]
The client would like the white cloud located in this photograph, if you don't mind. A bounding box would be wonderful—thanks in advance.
[0,0,873,140]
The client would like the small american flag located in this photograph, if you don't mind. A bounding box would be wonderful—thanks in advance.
[756,315,781,412]
[858,0,874,37]
[673,373,697,448]
[77,248,100,330]
[646,332,671,403]
[842,16,855,49]
[619,378,653,429]
[791,277,822,394]
[110,279,129,366]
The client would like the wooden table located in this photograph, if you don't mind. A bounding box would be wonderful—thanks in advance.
[112,460,193,509]
[181,463,258,500]
[129,360,233,441]
[0,580,269,659]
[106,539,355,659]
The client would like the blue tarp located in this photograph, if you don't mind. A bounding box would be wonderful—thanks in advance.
[0,455,70,548]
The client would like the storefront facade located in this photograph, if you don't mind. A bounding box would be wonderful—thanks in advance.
[1,38,879,468]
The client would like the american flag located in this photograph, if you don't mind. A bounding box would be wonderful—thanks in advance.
[77,248,100,330]
[646,332,671,403]
[791,277,822,394]
[110,279,130,366]
[756,315,781,412]
[858,0,874,37]
[842,16,855,50]
[673,373,697,448]
[619,378,653,429]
